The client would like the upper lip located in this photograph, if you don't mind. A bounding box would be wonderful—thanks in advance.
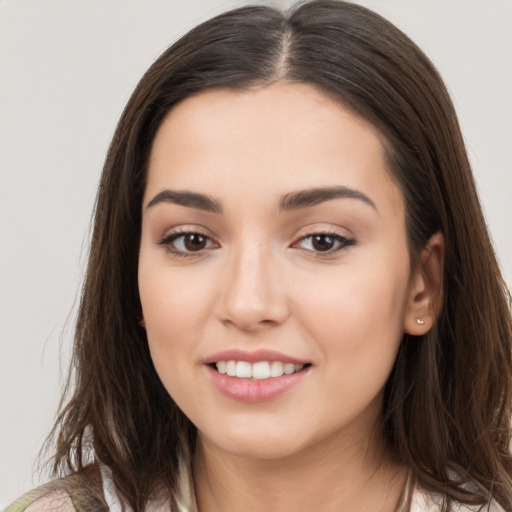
[204,348,309,365]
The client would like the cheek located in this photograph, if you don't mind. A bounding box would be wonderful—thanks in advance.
[139,257,213,332]
[290,253,410,362]
[139,276,208,414]
[292,265,409,423]
[138,258,215,388]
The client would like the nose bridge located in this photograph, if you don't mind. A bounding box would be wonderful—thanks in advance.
[219,236,288,330]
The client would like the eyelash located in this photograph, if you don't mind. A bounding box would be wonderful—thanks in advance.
[157,229,355,258]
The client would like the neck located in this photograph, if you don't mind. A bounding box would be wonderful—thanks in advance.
[193,425,407,512]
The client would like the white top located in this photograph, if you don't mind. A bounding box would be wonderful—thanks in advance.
[98,462,505,512]
[6,462,505,512]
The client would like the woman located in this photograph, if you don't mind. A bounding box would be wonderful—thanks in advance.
[6,1,512,511]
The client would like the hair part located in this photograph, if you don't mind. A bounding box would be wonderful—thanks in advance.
[46,2,512,511]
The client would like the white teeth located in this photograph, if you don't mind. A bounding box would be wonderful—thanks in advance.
[235,361,252,378]
[283,363,295,375]
[214,360,306,380]
[252,361,270,380]
[270,361,284,377]
[226,360,236,377]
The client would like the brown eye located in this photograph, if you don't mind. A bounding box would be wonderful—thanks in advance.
[159,231,217,256]
[294,233,354,254]
[183,233,208,251]
[311,234,337,252]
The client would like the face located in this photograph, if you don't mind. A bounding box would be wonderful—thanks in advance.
[138,83,419,461]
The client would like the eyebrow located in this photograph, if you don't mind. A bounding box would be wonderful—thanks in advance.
[146,189,222,213]
[279,186,377,212]
[146,185,376,214]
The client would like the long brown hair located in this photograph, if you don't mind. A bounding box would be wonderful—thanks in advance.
[47,1,512,510]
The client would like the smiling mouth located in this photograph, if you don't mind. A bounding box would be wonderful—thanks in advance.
[212,360,310,380]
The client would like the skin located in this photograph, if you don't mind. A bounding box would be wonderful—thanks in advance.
[138,83,443,512]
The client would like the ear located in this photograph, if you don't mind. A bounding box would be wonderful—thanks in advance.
[138,311,146,329]
[404,232,445,335]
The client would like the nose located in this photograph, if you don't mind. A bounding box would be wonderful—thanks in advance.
[216,244,290,332]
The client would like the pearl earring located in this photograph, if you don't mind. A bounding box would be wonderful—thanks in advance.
[416,318,425,325]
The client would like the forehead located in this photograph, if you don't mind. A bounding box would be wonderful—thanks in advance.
[146,83,403,216]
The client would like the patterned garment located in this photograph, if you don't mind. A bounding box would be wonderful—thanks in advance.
[3,462,505,512]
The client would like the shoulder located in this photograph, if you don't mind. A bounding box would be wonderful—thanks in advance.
[3,466,107,512]
[410,483,506,512]
[3,484,75,512]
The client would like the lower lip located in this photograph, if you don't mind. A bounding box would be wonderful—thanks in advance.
[205,365,309,403]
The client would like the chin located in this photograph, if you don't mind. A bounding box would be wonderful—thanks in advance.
[218,442,305,461]
[198,426,308,461]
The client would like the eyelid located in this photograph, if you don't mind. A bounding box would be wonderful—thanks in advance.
[157,223,216,243]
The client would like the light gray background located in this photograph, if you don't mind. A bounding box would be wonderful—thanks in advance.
[1,0,511,506]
